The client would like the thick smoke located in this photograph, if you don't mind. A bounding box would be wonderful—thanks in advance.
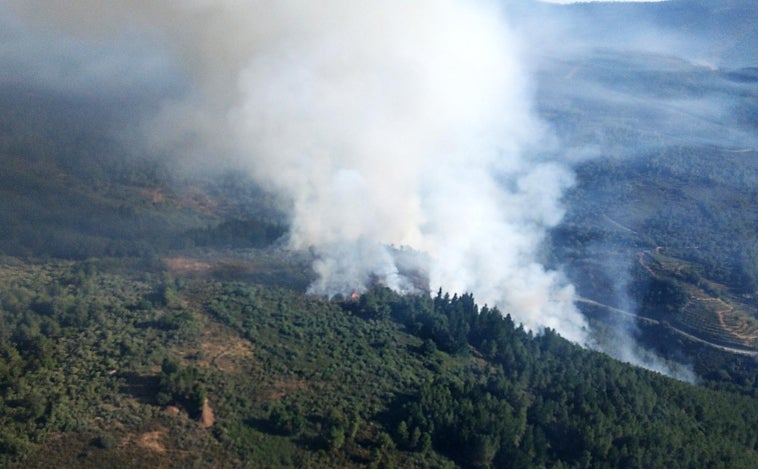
[7,1,755,379]
[216,0,587,342]
[3,0,588,343]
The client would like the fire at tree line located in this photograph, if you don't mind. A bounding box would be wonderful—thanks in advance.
[2,1,758,463]
[0,93,755,467]
[0,244,756,467]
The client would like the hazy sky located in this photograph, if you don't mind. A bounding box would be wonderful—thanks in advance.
[540,0,668,3]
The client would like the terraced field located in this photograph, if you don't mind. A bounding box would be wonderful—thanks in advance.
[641,250,758,351]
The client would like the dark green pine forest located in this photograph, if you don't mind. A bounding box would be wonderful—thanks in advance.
[0,81,757,468]
[2,0,758,465]
[1,260,756,468]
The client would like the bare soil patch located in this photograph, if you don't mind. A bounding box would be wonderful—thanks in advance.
[133,428,167,454]
[164,257,213,275]
[200,398,215,428]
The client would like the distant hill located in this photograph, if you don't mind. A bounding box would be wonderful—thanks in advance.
[0,4,756,466]
[0,85,285,260]
[533,0,758,67]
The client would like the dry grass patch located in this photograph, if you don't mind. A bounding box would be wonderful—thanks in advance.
[134,429,167,454]
[189,317,256,372]
[163,257,213,275]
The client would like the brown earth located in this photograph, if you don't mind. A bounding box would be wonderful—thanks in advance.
[134,429,167,453]
[200,398,215,428]
[163,257,213,275]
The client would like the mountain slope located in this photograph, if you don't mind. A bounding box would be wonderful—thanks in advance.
[1,260,757,468]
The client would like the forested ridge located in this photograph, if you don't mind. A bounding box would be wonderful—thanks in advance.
[1,127,757,468]
[1,258,756,468]
[2,26,758,467]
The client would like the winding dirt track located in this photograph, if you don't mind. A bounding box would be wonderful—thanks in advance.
[574,296,758,357]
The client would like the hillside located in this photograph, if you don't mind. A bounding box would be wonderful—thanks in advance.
[542,0,758,67]
[538,44,758,376]
[2,1,758,467]
[0,87,756,466]
[0,91,756,466]
[1,258,756,468]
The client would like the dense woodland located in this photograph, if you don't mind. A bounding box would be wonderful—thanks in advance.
[0,260,756,467]
[2,16,758,467]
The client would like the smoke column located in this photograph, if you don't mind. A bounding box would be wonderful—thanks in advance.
[6,1,588,343]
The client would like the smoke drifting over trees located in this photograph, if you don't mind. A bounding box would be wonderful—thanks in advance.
[4,0,756,369]
[2,1,589,342]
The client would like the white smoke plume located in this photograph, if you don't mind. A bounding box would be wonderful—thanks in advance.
[591,249,698,382]
[4,1,588,343]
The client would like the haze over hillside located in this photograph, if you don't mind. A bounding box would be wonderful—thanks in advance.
[524,0,758,376]
[2,0,757,371]
[0,2,757,466]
